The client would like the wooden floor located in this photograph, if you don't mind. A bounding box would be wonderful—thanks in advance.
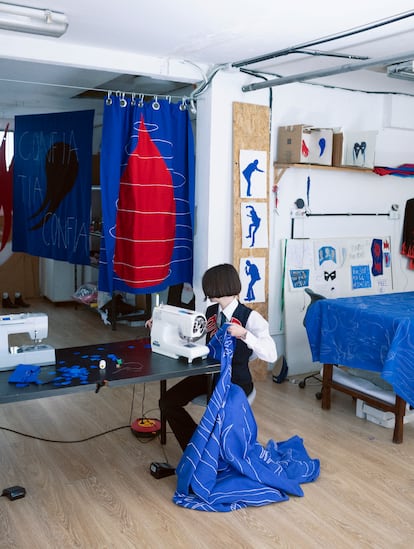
[1,298,414,548]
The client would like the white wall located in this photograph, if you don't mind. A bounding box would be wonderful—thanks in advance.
[194,70,414,369]
[192,70,270,300]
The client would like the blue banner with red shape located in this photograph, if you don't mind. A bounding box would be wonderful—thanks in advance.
[99,96,195,294]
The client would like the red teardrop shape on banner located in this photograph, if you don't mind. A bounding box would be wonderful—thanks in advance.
[113,115,175,288]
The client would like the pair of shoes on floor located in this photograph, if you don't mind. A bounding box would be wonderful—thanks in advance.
[2,292,30,309]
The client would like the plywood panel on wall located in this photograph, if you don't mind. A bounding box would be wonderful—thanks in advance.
[232,102,270,318]
[232,102,271,379]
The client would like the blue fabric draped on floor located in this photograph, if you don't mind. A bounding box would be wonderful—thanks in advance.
[173,327,320,512]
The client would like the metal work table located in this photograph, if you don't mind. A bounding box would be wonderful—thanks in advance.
[0,338,220,444]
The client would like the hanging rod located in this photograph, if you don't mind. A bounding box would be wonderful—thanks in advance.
[305,212,390,217]
[0,77,193,103]
[290,211,392,238]
[242,49,414,92]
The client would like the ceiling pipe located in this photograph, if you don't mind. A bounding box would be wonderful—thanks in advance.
[242,50,414,92]
[233,10,414,68]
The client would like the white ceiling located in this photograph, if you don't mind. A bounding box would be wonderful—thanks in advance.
[1,1,414,126]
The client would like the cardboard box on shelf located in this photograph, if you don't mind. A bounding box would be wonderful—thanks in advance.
[342,131,377,169]
[277,124,333,166]
[332,132,344,167]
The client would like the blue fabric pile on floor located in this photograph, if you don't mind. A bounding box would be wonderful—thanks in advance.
[173,327,320,512]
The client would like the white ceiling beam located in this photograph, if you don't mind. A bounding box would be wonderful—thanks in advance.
[0,33,208,84]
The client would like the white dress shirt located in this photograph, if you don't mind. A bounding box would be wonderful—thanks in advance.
[220,298,277,364]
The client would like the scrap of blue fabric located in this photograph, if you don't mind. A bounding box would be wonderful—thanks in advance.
[53,365,90,386]
[7,350,124,388]
[53,352,121,386]
[8,364,43,388]
[173,326,320,512]
[8,363,92,387]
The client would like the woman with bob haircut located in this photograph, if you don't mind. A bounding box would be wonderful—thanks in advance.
[158,263,277,450]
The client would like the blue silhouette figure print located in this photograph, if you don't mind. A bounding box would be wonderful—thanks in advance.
[245,205,261,248]
[242,159,264,197]
[245,259,261,302]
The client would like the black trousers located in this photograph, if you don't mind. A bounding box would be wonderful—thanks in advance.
[159,374,253,451]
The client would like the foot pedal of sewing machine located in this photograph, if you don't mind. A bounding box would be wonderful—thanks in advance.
[150,462,175,479]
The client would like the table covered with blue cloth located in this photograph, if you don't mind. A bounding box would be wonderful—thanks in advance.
[304,291,414,408]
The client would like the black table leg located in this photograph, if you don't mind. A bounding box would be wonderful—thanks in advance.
[160,379,166,444]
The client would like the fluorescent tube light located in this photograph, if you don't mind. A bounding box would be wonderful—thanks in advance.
[0,2,68,37]
[387,61,414,82]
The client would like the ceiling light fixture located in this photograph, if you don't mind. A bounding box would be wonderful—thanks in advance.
[386,61,414,82]
[0,2,68,37]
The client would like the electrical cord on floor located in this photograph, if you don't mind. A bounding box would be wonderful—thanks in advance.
[0,383,161,444]
[0,424,131,443]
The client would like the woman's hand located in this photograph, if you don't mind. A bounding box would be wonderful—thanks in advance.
[227,323,247,340]
[145,318,153,330]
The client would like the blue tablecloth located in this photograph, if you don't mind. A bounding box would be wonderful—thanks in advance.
[304,291,414,408]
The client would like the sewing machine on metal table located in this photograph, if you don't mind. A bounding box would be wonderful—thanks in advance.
[150,304,210,363]
[0,312,55,370]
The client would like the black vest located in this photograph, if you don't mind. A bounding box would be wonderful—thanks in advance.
[205,302,253,392]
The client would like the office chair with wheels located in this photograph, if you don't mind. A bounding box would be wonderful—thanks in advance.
[300,288,327,397]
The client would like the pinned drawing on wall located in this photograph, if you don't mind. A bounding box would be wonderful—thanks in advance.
[239,149,267,198]
[241,202,268,249]
[289,269,310,290]
[240,257,265,303]
[285,236,392,297]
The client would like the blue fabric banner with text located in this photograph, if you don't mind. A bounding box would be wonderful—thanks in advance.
[12,110,94,265]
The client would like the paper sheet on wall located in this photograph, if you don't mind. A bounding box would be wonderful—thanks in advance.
[284,236,392,375]
[286,236,392,296]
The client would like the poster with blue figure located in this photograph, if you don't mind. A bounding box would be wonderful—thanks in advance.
[241,202,268,249]
[239,149,267,198]
[240,257,265,303]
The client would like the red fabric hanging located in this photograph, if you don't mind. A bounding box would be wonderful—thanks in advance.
[401,198,414,270]
[0,124,13,251]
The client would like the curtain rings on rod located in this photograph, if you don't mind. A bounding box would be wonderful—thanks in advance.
[116,91,127,107]
[104,90,196,113]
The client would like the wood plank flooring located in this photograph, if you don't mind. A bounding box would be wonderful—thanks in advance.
[0,298,413,548]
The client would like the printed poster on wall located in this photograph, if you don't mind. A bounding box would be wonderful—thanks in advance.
[239,256,266,303]
[241,201,268,249]
[239,149,267,199]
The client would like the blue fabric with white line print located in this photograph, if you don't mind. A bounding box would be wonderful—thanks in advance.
[173,327,320,512]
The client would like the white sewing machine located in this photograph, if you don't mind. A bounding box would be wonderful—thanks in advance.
[0,312,56,371]
[150,304,210,363]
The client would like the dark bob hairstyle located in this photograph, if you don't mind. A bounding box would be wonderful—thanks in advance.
[202,263,241,300]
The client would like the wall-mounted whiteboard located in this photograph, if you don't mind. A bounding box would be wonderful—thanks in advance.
[284,236,393,375]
